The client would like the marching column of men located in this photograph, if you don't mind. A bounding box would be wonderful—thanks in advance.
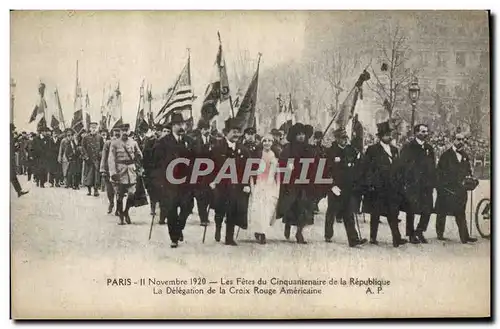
[13,114,481,248]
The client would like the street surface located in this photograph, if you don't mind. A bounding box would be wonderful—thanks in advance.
[11,176,490,319]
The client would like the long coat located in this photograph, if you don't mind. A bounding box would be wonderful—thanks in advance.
[58,137,70,176]
[82,133,104,186]
[108,138,142,185]
[276,141,316,227]
[398,139,436,215]
[361,142,402,216]
[47,137,61,173]
[434,148,472,216]
[210,138,251,229]
[141,135,159,201]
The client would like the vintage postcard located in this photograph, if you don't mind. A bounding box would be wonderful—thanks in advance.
[10,10,491,319]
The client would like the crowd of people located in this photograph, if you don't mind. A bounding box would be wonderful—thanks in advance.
[11,114,487,249]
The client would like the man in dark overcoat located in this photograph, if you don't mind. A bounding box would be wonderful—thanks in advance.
[100,127,120,214]
[151,114,194,248]
[32,127,51,187]
[276,123,316,244]
[47,129,62,187]
[323,127,368,247]
[210,118,251,246]
[142,124,162,216]
[435,133,478,243]
[399,124,436,244]
[82,122,104,196]
[362,121,408,247]
[191,120,215,226]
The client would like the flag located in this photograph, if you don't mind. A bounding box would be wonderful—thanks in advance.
[146,85,155,127]
[135,82,149,134]
[335,70,371,128]
[29,82,48,132]
[71,61,87,133]
[50,88,66,130]
[99,87,107,130]
[200,32,231,124]
[155,55,193,125]
[107,84,123,130]
[235,54,261,131]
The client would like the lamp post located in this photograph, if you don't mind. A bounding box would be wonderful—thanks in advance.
[408,76,420,135]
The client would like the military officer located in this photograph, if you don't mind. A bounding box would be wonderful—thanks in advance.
[82,122,104,196]
[108,123,143,225]
[100,127,121,215]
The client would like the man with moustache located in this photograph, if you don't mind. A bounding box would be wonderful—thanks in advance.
[209,118,251,246]
[152,114,194,248]
[108,124,143,225]
[192,120,215,226]
[82,122,104,197]
[435,133,478,243]
[399,124,436,244]
[323,127,367,247]
[142,124,164,216]
[362,121,408,247]
[100,127,121,215]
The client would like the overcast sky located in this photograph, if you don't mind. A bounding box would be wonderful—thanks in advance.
[11,10,306,131]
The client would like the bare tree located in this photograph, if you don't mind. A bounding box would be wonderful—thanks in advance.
[367,24,419,119]
[318,47,360,114]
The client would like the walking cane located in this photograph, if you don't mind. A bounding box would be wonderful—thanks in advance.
[236,227,240,240]
[354,212,363,239]
[202,225,208,244]
[148,213,156,240]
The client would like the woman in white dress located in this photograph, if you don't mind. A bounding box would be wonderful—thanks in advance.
[248,134,280,244]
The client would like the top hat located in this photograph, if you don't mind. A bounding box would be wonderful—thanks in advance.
[313,131,323,140]
[244,126,256,135]
[89,122,99,126]
[376,121,392,137]
[170,113,185,125]
[270,128,281,136]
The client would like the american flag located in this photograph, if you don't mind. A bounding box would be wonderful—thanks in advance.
[155,55,194,124]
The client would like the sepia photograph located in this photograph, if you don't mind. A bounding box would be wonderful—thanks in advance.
[9,10,491,319]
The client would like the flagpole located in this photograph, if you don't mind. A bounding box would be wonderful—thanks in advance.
[218,31,235,119]
[322,60,372,138]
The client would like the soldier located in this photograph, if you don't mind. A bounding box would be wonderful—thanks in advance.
[323,127,367,247]
[276,123,315,244]
[152,114,193,247]
[100,127,121,214]
[435,133,478,243]
[58,128,73,188]
[108,123,143,225]
[192,120,215,226]
[399,124,436,244]
[82,122,104,196]
[210,118,251,246]
[362,122,408,247]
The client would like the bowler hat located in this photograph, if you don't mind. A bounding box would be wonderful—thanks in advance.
[376,121,392,137]
[89,122,99,126]
[270,128,281,136]
[197,120,210,130]
[170,113,185,125]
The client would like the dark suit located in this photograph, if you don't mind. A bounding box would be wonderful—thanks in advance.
[324,142,360,245]
[32,135,50,186]
[435,148,472,242]
[152,133,194,242]
[192,132,215,225]
[211,138,251,243]
[48,137,62,186]
[399,139,436,238]
[362,142,404,243]
[142,136,159,204]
